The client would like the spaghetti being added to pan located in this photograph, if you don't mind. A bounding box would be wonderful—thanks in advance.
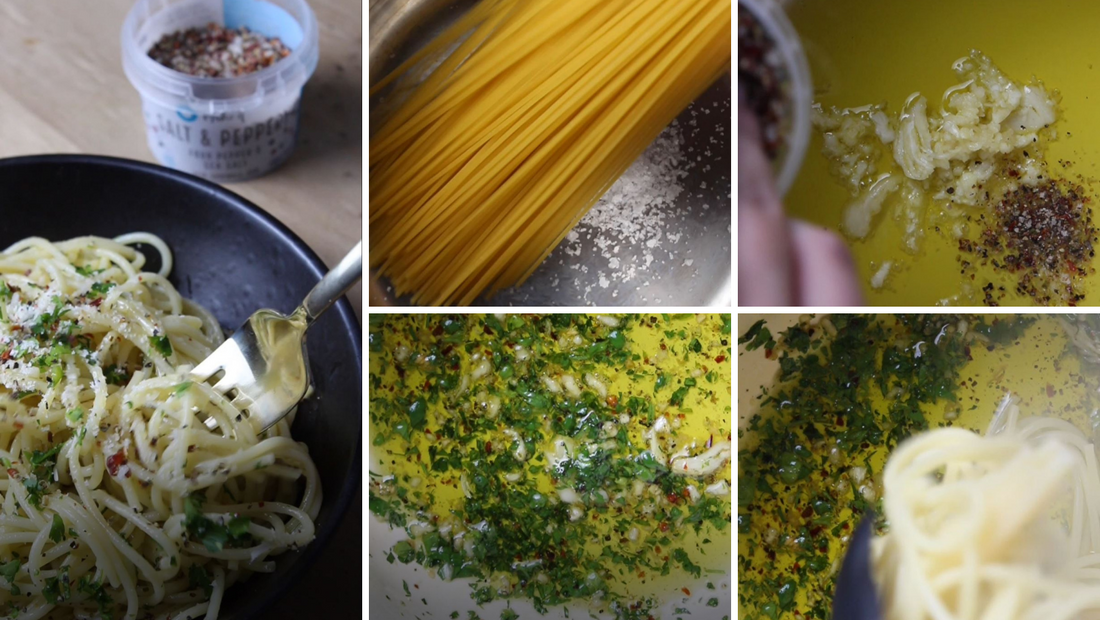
[873,394,1100,618]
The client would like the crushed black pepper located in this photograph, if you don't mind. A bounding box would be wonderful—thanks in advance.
[958,178,1098,305]
[738,5,786,160]
[148,23,291,78]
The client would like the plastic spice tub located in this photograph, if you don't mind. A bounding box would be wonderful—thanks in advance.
[738,0,812,196]
[122,0,319,183]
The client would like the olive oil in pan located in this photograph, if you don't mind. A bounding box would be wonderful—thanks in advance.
[738,315,1097,618]
[370,314,733,618]
[783,0,1100,305]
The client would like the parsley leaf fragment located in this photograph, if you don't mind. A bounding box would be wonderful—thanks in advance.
[50,513,65,543]
[183,495,252,552]
[149,335,173,357]
[188,565,213,596]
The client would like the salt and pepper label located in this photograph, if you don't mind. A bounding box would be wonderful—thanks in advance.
[143,93,300,183]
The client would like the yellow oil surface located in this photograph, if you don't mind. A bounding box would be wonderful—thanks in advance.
[737,315,1097,618]
[369,314,733,615]
[784,0,1100,305]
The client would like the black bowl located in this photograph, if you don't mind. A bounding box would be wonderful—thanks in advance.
[0,154,362,619]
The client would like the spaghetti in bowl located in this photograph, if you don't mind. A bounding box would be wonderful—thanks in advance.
[0,153,362,620]
[0,235,320,619]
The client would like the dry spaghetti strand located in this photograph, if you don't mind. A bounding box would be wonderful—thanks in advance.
[369,0,732,305]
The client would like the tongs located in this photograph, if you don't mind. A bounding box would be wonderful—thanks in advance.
[832,513,882,620]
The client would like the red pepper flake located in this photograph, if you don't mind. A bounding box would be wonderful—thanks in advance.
[106,450,127,477]
[485,441,492,454]
[659,522,669,532]
[606,395,619,408]
[681,587,691,596]
[6,468,18,478]
[714,354,726,363]
[740,9,787,160]
[959,178,1095,305]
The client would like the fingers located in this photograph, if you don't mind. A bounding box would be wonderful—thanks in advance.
[788,220,865,306]
[739,209,796,305]
[737,106,784,218]
[738,106,796,305]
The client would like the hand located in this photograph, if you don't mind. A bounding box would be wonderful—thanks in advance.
[738,105,864,306]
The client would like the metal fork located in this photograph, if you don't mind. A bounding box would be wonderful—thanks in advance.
[190,242,362,431]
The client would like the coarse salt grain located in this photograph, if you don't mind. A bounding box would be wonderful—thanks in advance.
[553,99,727,299]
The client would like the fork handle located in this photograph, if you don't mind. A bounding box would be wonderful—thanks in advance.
[301,241,363,324]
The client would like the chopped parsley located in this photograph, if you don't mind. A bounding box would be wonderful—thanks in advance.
[42,567,71,604]
[30,296,70,338]
[19,443,65,509]
[103,364,129,385]
[0,558,19,583]
[75,265,105,277]
[188,564,214,596]
[183,495,252,552]
[49,513,65,543]
[87,281,115,300]
[149,335,173,357]
[22,477,46,509]
[369,314,732,614]
[77,576,114,619]
[737,319,775,352]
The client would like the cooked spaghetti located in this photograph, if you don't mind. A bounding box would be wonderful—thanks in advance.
[0,235,320,620]
[369,0,731,305]
[873,395,1100,619]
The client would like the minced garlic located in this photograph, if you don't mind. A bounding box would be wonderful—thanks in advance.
[814,50,1059,250]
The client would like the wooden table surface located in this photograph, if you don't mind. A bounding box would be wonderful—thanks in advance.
[0,0,363,317]
[0,1,362,618]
